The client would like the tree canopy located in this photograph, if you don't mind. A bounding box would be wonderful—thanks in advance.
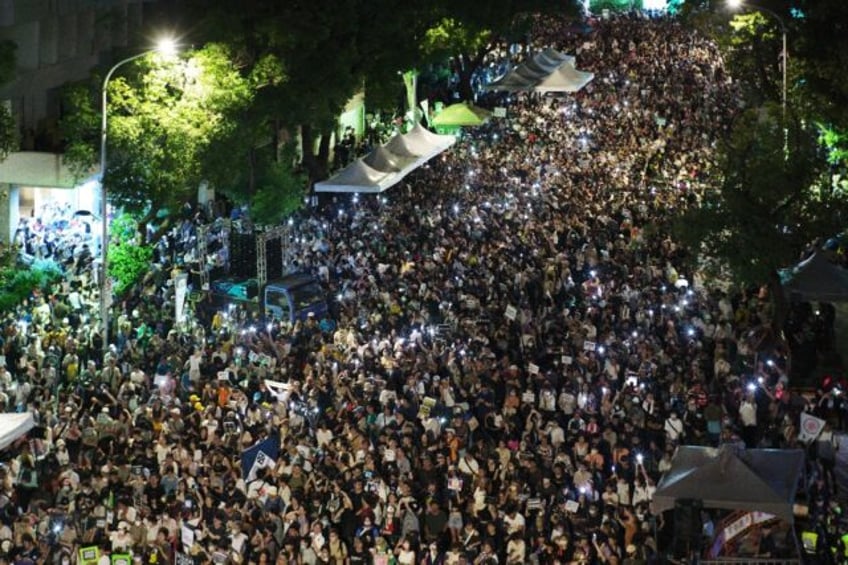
[0,40,18,158]
[61,43,274,226]
[675,0,848,327]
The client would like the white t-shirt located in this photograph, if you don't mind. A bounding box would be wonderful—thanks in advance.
[739,401,757,427]
[502,512,525,534]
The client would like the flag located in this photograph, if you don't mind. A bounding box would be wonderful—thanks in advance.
[241,436,280,481]
[798,412,826,443]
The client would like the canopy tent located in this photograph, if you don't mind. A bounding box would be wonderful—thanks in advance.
[431,102,492,128]
[651,445,804,523]
[781,251,848,303]
[316,124,455,194]
[313,160,394,194]
[0,412,34,450]
[485,48,593,93]
[362,146,414,173]
[535,62,596,93]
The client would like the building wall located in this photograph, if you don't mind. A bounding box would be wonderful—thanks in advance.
[0,0,149,150]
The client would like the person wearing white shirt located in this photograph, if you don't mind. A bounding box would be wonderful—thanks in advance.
[664,412,685,444]
[739,395,757,447]
[548,421,565,448]
[315,423,333,448]
[502,508,525,535]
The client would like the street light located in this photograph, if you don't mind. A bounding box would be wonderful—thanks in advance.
[99,38,177,358]
[726,0,787,126]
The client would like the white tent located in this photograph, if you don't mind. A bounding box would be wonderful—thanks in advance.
[0,413,34,450]
[485,48,593,94]
[535,62,595,94]
[315,124,455,194]
[314,160,394,194]
[362,146,414,173]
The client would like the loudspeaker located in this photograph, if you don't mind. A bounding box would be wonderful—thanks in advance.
[672,498,703,558]
[230,232,257,278]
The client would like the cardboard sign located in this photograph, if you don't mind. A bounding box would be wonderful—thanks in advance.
[417,396,437,420]
[78,546,99,565]
[182,524,195,550]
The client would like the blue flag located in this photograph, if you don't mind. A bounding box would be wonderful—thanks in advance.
[241,436,280,481]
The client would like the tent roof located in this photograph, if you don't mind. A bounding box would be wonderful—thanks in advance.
[431,102,492,127]
[535,62,596,93]
[362,146,414,173]
[314,160,394,194]
[315,125,455,193]
[651,445,804,523]
[0,413,34,450]
[485,48,592,94]
[781,251,848,302]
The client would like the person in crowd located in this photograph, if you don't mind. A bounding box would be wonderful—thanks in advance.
[0,10,839,565]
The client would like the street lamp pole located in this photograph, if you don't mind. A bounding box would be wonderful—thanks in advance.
[99,40,176,359]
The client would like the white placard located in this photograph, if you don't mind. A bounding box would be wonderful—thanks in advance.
[505,305,518,321]
[528,363,540,375]
[583,341,596,352]
[181,524,194,550]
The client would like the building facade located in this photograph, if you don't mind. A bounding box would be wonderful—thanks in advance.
[0,0,157,244]
[0,0,151,148]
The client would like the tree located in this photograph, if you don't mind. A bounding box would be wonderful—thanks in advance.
[674,107,848,328]
[61,43,261,236]
[421,0,580,100]
[187,0,435,183]
[107,213,154,296]
[247,143,307,226]
[0,40,18,158]
[420,17,494,102]
[675,0,848,331]
[791,0,848,165]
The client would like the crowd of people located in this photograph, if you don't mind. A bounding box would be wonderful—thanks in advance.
[0,10,845,565]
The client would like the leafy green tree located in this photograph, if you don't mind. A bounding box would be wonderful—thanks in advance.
[675,0,848,330]
[0,258,63,311]
[242,143,306,226]
[62,44,259,236]
[421,0,580,100]
[674,107,848,328]
[791,0,848,165]
[0,40,18,158]
[107,214,154,296]
[186,0,439,181]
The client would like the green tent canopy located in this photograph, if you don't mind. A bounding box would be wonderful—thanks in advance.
[432,102,492,132]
